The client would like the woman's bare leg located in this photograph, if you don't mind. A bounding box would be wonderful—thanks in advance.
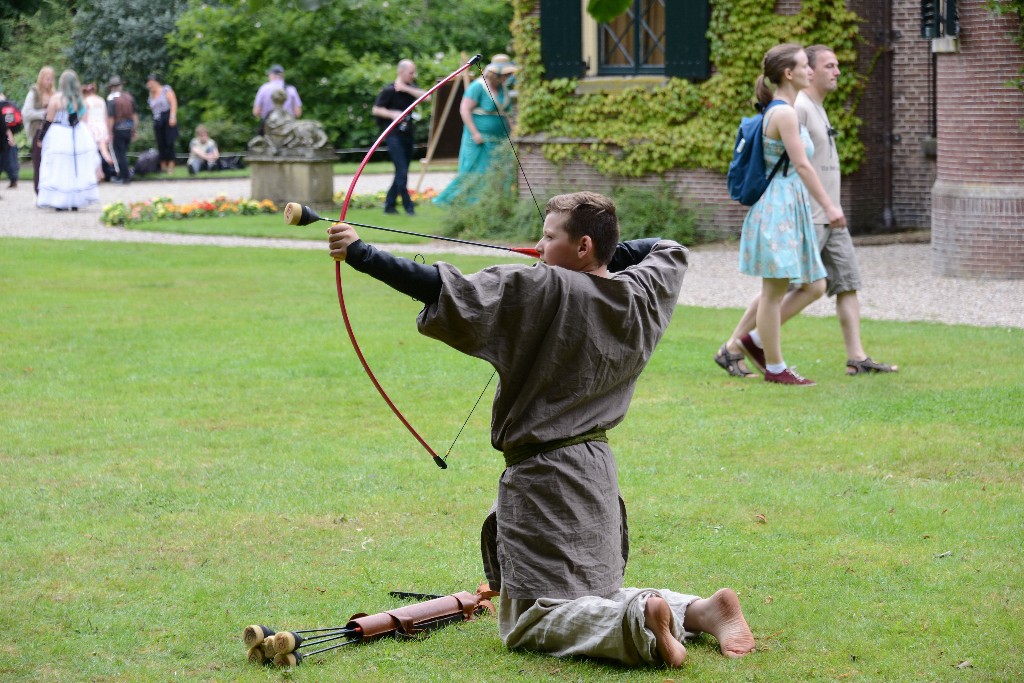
[756,278,790,366]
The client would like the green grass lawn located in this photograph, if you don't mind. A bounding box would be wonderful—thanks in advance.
[1,238,1021,682]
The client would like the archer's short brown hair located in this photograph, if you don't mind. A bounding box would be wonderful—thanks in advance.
[544,191,620,265]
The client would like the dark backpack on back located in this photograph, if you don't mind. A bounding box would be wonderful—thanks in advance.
[727,99,790,206]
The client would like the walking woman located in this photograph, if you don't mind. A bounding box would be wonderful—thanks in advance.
[145,73,178,174]
[432,58,518,206]
[36,69,100,211]
[731,43,845,386]
[22,66,55,195]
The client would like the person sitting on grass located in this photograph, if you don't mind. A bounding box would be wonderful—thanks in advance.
[326,191,756,668]
[187,124,221,175]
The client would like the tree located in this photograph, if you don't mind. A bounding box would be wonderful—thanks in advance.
[2,0,514,152]
[0,0,73,102]
[167,0,513,151]
[0,0,45,51]
[65,0,189,98]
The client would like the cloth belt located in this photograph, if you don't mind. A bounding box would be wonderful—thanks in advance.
[503,427,608,467]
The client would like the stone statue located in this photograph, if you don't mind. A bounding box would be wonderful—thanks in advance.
[248,89,329,157]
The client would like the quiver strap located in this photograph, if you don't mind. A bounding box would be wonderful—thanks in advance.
[346,590,493,640]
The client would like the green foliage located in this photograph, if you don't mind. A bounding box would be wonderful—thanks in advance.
[65,0,189,97]
[987,0,1024,125]
[440,149,543,243]
[511,0,866,176]
[440,159,708,246]
[586,0,633,24]
[2,0,512,153]
[0,0,73,102]
[611,182,704,246]
[0,0,45,52]
[167,0,512,152]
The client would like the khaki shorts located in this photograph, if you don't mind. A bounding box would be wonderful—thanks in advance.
[814,224,862,297]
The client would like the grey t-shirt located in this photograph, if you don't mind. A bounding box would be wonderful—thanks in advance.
[796,90,841,225]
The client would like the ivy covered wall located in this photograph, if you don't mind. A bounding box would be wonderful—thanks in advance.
[511,0,867,177]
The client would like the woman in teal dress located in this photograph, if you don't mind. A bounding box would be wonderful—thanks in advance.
[433,59,517,205]
[735,43,847,386]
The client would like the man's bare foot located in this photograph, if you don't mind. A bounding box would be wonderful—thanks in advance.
[683,588,755,658]
[644,595,686,667]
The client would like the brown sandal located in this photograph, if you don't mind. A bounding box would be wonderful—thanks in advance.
[715,344,756,378]
[846,357,899,375]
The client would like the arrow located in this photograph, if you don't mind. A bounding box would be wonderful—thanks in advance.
[284,202,540,258]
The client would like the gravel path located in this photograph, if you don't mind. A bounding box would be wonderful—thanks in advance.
[2,174,1021,329]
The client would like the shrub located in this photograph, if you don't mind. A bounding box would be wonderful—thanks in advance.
[440,166,710,248]
[610,182,706,247]
[440,149,543,244]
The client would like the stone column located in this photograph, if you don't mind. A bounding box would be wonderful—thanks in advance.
[931,0,1024,279]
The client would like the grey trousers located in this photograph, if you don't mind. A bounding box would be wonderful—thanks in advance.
[499,586,699,666]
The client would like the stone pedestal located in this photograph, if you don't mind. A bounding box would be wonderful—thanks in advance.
[249,155,335,208]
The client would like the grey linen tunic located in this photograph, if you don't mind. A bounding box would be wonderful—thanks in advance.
[417,241,688,601]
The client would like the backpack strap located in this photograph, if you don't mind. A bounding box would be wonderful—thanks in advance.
[766,151,790,182]
[762,100,791,178]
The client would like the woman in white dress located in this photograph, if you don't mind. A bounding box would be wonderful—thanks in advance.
[36,69,100,211]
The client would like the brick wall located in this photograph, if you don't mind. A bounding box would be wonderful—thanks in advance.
[931,0,1024,278]
[846,0,890,232]
[888,0,940,230]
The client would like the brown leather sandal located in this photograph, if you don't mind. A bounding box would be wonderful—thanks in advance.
[846,357,899,375]
[715,344,756,378]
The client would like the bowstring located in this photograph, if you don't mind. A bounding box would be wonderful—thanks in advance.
[477,65,545,226]
[443,370,496,461]
[440,63,542,463]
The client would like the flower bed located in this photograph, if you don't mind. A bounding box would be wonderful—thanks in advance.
[332,188,437,210]
[100,196,279,226]
[101,188,439,227]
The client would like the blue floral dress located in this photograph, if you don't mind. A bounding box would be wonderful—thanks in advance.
[738,122,826,283]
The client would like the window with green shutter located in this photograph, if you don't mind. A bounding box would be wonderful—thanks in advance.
[599,0,666,75]
[665,0,710,79]
[540,0,585,79]
[540,0,709,81]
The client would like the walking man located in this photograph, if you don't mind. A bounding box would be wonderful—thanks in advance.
[715,45,897,378]
[371,59,427,216]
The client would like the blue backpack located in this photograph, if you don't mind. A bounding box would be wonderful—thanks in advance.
[727,99,791,206]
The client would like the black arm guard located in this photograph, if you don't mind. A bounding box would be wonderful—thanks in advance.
[608,238,662,273]
[345,240,443,304]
